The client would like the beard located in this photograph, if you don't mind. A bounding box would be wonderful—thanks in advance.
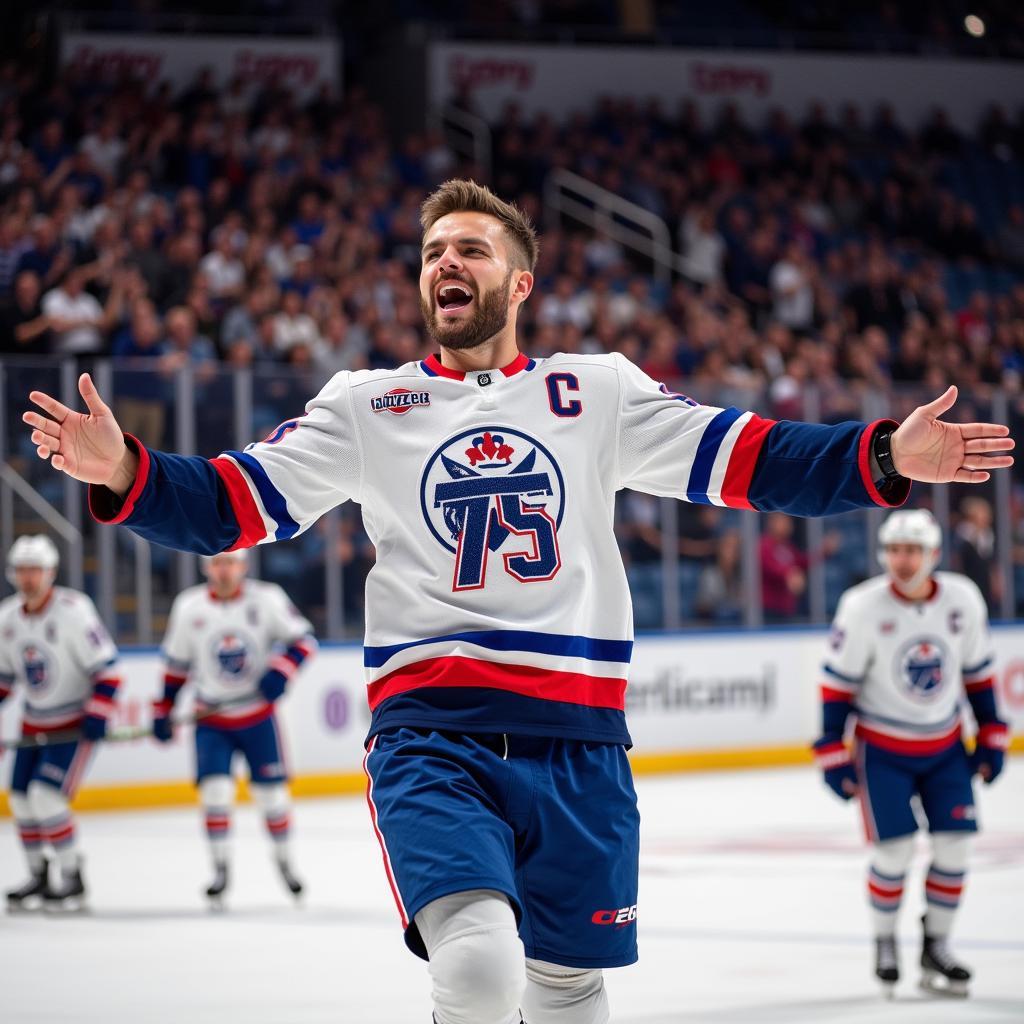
[421,269,513,352]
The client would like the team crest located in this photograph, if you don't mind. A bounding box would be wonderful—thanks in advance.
[894,636,948,701]
[22,645,51,693]
[213,633,249,679]
[420,426,565,591]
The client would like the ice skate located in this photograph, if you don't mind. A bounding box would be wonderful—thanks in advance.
[6,861,50,912]
[43,863,87,913]
[920,937,971,997]
[874,936,899,997]
[205,862,229,909]
[276,859,304,900]
[920,920,970,998]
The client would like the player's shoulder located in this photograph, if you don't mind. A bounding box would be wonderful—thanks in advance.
[53,586,97,614]
[837,574,891,612]
[0,593,21,621]
[246,578,288,602]
[170,583,209,610]
[344,360,430,392]
[535,352,621,374]
[936,571,988,609]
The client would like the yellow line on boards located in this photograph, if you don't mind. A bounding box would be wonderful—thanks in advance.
[1,738,1021,817]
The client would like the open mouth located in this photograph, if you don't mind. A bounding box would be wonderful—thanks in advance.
[436,282,474,313]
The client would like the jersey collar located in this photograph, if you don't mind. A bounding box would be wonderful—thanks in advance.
[889,578,940,604]
[21,588,55,617]
[208,585,244,603]
[420,352,535,380]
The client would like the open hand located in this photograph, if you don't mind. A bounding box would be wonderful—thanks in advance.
[23,373,134,492]
[891,386,1014,483]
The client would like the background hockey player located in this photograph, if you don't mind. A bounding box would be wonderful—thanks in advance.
[0,535,121,910]
[813,509,1009,998]
[153,549,316,904]
[23,180,1014,1023]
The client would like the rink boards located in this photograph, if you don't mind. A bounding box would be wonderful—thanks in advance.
[1,624,1022,814]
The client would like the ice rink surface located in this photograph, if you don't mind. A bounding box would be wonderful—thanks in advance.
[2,763,1022,1023]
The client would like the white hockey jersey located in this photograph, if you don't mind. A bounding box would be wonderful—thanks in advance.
[94,350,903,744]
[161,579,315,728]
[0,586,120,732]
[821,572,995,754]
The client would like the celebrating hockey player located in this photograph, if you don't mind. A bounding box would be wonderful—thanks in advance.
[153,549,316,904]
[0,535,121,910]
[813,509,1009,998]
[24,180,1014,1022]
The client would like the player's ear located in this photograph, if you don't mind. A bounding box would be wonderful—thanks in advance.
[511,269,533,306]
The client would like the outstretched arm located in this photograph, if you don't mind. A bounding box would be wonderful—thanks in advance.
[24,371,360,554]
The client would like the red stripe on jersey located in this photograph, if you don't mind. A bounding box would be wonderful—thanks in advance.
[366,656,627,712]
[720,415,776,510]
[854,721,961,756]
[821,685,854,704]
[210,457,267,550]
[964,676,994,694]
[90,434,152,524]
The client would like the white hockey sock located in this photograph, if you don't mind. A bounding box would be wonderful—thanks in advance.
[200,776,234,867]
[868,835,914,938]
[28,782,78,872]
[10,793,45,872]
[251,783,292,863]
[924,833,970,939]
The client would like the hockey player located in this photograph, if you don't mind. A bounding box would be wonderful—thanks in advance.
[813,509,1009,998]
[0,535,121,910]
[152,549,316,904]
[24,180,1014,1022]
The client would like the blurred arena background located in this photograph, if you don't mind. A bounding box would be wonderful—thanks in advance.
[0,4,1022,1018]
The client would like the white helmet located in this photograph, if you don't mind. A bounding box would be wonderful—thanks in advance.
[200,549,248,574]
[6,534,59,585]
[877,509,941,590]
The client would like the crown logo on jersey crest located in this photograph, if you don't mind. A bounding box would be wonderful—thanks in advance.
[465,432,514,468]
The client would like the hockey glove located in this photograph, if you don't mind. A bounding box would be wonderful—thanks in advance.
[968,721,1009,784]
[81,708,108,741]
[813,737,858,800]
[152,699,175,743]
[258,668,288,704]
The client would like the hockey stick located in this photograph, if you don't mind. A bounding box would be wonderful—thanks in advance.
[0,697,265,753]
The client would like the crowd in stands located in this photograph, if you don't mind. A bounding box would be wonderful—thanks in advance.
[0,56,1021,629]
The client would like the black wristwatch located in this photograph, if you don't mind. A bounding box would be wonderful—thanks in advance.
[872,427,901,482]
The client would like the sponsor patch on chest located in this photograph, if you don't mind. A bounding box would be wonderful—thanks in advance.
[370,388,431,415]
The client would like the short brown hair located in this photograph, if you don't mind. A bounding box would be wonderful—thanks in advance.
[420,179,539,273]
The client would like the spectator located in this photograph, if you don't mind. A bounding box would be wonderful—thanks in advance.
[273,288,320,355]
[760,513,809,622]
[112,299,169,446]
[954,496,999,612]
[0,270,50,354]
[41,265,118,355]
[770,239,816,333]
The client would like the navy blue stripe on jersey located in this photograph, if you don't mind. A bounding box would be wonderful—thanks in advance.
[364,629,633,670]
[225,450,300,540]
[823,663,864,685]
[686,407,744,504]
[963,656,994,677]
[367,687,632,747]
[748,419,910,516]
[420,360,438,377]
